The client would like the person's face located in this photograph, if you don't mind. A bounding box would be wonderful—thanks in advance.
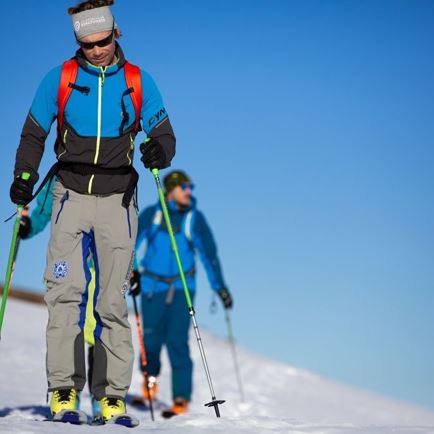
[167,183,194,208]
[77,27,116,66]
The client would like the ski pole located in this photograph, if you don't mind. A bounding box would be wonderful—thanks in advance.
[10,207,28,283]
[151,168,225,418]
[131,293,155,421]
[224,310,245,402]
[0,172,30,339]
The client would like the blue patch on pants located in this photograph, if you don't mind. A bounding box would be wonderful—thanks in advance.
[53,260,69,279]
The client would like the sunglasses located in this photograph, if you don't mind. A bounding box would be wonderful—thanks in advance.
[180,183,194,191]
[77,21,115,50]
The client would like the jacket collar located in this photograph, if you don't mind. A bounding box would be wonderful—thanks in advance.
[164,196,197,213]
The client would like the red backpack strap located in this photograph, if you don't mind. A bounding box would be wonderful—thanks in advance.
[57,59,78,133]
[124,61,143,133]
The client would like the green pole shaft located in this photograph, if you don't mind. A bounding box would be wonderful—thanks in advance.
[151,168,224,417]
[0,206,23,338]
[151,168,193,308]
[1,172,30,339]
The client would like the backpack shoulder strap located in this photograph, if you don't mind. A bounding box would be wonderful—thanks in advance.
[147,208,162,243]
[136,207,162,271]
[57,59,78,133]
[183,209,195,243]
[124,61,143,133]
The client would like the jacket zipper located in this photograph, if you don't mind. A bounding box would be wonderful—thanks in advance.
[88,66,106,194]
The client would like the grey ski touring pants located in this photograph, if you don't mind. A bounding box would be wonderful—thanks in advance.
[44,181,137,399]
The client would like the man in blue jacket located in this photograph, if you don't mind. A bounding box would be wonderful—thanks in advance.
[9,0,175,423]
[131,170,233,418]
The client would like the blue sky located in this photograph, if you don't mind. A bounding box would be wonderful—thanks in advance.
[1,0,434,410]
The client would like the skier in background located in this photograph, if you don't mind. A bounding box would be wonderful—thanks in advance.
[130,170,233,418]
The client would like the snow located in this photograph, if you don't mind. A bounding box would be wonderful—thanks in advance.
[0,299,433,433]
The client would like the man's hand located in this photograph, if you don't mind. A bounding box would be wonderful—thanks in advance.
[10,175,34,205]
[218,287,233,309]
[19,214,32,239]
[140,139,168,169]
[129,270,141,297]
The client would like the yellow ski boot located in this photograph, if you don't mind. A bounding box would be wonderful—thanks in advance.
[100,397,126,421]
[99,397,139,427]
[50,388,87,423]
[50,388,79,415]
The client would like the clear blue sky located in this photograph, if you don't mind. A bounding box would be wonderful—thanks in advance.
[1,0,434,410]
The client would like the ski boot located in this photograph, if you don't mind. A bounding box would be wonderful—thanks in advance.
[161,397,189,419]
[50,388,87,424]
[50,388,78,415]
[99,396,139,427]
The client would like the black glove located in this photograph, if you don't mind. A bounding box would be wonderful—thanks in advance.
[129,270,141,297]
[19,215,32,239]
[10,175,34,205]
[218,288,233,309]
[140,139,167,169]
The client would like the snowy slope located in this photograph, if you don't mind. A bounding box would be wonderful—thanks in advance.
[0,299,434,434]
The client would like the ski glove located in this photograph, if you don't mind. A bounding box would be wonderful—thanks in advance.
[129,270,141,297]
[10,175,34,205]
[140,139,168,169]
[19,215,32,239]
[217,287,233,309]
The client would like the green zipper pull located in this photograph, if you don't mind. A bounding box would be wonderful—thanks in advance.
[100,66,107,85]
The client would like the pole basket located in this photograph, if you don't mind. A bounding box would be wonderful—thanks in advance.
[205,399,226,417]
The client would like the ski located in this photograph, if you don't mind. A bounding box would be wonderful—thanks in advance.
[109,414,140,427]
[51,409,88,424]
[92,414,140,428]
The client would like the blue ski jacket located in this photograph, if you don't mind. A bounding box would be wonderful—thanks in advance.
[134,198,227,294]
[14,44,175,195]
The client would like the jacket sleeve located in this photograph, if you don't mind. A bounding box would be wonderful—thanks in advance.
[140,70,176,168]
[14,66,60,183]
[192,211,227,291]
[133,205,158,271]
[27,178,55,239]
